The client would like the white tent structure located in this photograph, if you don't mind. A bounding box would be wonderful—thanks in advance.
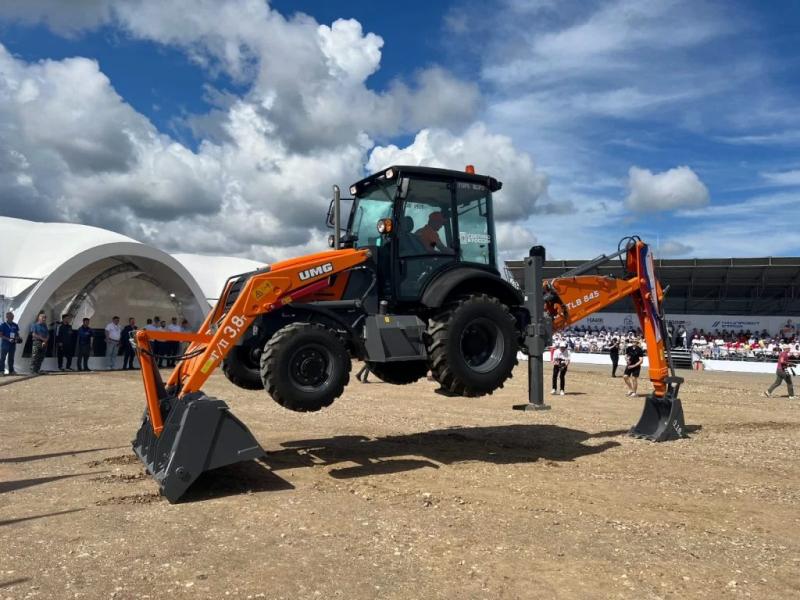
[0,216,263,372]
[172,254,265,302]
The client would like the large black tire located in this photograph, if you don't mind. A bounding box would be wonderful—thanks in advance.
[365,360,429,385]
[427,294,517,397]
[222,344,263,390]
[260,322,350,412]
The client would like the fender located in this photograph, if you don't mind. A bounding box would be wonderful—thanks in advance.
[420,266,523,308]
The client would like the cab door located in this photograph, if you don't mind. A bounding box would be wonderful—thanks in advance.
[394,177,458,300]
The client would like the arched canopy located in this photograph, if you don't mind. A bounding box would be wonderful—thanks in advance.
[0,217,208,338]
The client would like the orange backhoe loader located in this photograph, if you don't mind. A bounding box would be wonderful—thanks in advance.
[132,166,686,502]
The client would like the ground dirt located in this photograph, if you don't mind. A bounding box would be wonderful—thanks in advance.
[1,364,798,599]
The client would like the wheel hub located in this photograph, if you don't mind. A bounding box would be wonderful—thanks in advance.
[291,348,329,388]
[460,318,505,374]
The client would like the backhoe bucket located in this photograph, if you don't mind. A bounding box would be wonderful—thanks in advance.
[132,392,265,502]
[630,377,687,442]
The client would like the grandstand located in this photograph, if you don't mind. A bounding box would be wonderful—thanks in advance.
[505,254,800,371]
[505,255,800,316]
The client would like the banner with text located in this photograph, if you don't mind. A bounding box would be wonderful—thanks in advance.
[574,313,799,336]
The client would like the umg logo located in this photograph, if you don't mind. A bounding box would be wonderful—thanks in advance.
[299,262,334,281]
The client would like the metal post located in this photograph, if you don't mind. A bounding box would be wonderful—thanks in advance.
[514,245,551,411]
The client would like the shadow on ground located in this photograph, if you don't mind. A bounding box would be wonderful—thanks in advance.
[0,447,125,464]
[175,424,623,501]
[264,424,624,479]
[181,460,294,503]
[0,509,84,528]
[0,472,106,495]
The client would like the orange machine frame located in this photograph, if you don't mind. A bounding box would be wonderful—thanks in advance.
[543,241,669,397]
[134,248,371,435]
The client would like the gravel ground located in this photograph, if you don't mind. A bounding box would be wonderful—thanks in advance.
[1,363,798,599]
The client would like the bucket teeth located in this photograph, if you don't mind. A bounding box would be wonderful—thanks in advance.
[132,392,265,502]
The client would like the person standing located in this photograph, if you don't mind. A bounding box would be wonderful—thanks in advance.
[76,318,93,371]
[608,337,620,377]
[179,319,191,356]
[166,317,182,367]
[0,311,21,375]
[551,341,571,396]
[691,343,704,371]
[120,317,138,370]
[56,314,75,371]
[763,345,795,399]
[623,338,644,397]
[30,312,50,374]
[104,316,122,370]
[158,320,168,368]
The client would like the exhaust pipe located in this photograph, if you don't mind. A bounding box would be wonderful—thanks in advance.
[333,184,341,249]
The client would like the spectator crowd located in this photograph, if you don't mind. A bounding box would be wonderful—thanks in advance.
[550,319,800,363]
[0,311,192,375]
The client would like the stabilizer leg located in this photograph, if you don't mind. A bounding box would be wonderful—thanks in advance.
[630,376,687,442]
[133,392,265,502]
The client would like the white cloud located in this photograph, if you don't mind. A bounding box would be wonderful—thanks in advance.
[657,240,693,257]
[0,1,492,260]
[626,165,710,212]
[367,123,550,221]
[760,169,800,187]
[317,19,383,83]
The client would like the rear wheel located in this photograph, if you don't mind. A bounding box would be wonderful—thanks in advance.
[260,322,350,412]
[365,360,429,385]
[222,344,263,390]
[427,294,517,396]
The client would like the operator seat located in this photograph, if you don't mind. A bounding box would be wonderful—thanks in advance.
[398,216,427,256]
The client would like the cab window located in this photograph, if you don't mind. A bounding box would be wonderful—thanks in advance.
[397,179,455,257]
[351,182,394,248]
[456,181,494,266]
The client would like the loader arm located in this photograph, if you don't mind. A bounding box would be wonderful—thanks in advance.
[134,248,371,436]
[543,240,669,397]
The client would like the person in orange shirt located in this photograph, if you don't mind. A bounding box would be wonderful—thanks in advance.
[415,211,454,254]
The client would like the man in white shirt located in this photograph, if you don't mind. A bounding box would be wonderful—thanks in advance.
[551,341,571,396]
[104,316,122,370]
[166,317,183,367]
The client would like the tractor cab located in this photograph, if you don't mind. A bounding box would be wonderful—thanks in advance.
[329,166,503,303]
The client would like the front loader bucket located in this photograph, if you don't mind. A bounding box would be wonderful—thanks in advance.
[132,392,265,502]
[630,377,687,442]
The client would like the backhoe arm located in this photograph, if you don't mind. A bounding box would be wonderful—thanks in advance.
[543,240,670,398]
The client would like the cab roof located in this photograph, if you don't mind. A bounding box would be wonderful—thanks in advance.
[350,165,503,194]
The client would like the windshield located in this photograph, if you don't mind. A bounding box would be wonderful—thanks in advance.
[350,181,395,248]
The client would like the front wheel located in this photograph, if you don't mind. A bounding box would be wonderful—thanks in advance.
[427,294,517,396]
[260,322,350,412]
[222,344,263,390]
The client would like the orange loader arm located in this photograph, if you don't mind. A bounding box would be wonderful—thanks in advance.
[134,248,371,435]
[543,240,669,397]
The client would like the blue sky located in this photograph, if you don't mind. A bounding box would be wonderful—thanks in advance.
[0,0,798,261]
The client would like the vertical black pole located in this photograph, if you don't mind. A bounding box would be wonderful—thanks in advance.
[514,246,551,411]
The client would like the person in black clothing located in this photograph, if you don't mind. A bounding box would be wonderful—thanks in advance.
[121,317,138,370]
[608,337,620,377]
[623,339,645,397]
[56,314,75,371]
[76,317,93,371]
